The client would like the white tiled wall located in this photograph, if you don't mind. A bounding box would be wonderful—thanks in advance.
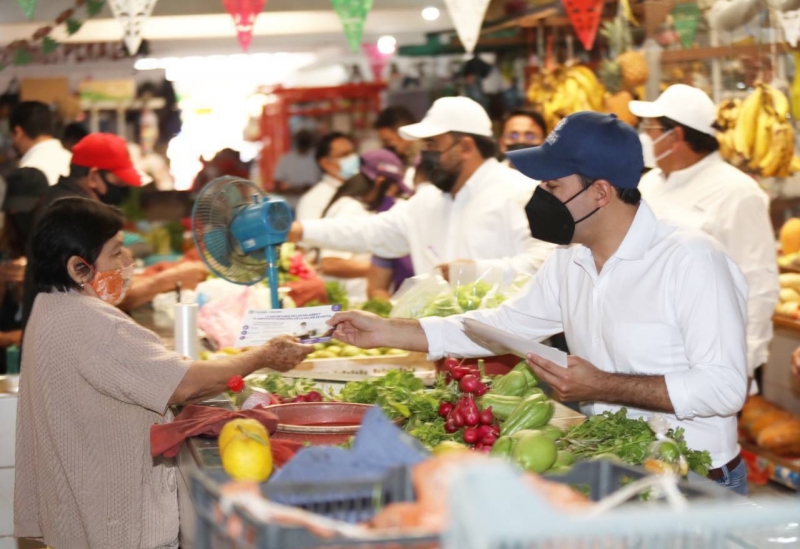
[0,396,16,468]
[0,536,18,549]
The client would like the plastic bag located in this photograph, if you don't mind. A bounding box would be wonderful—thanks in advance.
[196,281,294,348]
[390,265,530,320]
[644,416,689,476]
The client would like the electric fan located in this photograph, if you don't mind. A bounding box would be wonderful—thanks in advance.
[192,176,293,309]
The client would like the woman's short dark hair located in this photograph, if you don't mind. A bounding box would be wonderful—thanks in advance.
[31,197,124,294]
[315,132,352,162]
[658,117,719,154]
[579,174,641,206]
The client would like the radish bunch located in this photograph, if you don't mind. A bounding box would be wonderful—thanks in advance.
[438,357,500,451]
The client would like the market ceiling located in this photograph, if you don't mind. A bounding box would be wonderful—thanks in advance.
[0,0,454,55]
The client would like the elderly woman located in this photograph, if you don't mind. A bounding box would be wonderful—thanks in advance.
[14,197,312,549]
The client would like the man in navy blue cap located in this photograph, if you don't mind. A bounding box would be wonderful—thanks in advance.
[325,111,751,494]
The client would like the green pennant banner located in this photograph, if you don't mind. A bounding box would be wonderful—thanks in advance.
[331,0,374,52]
[16,0,37,20]
[671,3,701,49]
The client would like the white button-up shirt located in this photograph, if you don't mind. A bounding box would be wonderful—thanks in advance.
[640,153,779,376]
[420,202,748,468]
[302,158,553,283]
[20,138,71,186]
[296,174,342,222]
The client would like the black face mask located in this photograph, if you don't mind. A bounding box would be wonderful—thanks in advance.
[506,143,537,153]
[525,184,599,245]
[100,181,131,206]
[419,149,459,193]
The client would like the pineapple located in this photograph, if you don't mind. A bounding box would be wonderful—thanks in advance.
[601,16,649,90]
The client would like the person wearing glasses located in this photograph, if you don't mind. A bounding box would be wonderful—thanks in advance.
[630,85,779,393]
[498,108,547,156]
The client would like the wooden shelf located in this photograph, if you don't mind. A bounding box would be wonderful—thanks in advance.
[80,97,166,110]
[661,42,793,64]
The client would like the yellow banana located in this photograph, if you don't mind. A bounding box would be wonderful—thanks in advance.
[759,122,792,177]
[766,85,790,119]
[734,85,763,157]
[750,100,775,170]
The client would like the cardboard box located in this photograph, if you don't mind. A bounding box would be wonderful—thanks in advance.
[20,77,70,104]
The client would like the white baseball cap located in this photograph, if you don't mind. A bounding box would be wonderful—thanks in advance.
[399,96,493,140]
[629,84,717,136]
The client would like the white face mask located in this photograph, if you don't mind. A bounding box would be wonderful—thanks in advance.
[652,129,675,163]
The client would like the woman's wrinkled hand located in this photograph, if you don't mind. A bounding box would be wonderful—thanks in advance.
[262,334,314,372]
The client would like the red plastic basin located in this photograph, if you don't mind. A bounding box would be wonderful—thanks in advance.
[265,402,399,446]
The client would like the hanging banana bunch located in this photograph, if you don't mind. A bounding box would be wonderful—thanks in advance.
[527,64,606,130]
[717,83,800,178]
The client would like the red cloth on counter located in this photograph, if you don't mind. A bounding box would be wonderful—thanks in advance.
[150,404,302,466]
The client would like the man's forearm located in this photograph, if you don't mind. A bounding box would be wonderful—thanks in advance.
[320,257,371,278]
[384,318,429,353]
[598,373,674,413]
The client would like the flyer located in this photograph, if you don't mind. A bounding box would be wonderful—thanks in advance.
[462,318,568,368]
[234,305,341,348]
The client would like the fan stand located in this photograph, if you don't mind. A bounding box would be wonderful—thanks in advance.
[266,245,281,309]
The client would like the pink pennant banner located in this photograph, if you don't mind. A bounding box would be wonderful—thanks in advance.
[223,0,267,52]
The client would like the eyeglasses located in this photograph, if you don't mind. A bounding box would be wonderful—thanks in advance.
[504,131,542,143]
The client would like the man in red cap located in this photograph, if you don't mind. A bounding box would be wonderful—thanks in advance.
[38,132,143,213]
[21,133,207,331]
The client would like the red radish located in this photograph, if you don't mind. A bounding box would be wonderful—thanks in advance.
[477,425,493,439]
[459,375,481,394]
[294,394,308,403]
[482,433,497,446]
[463,427,480,444]
[452,410,465,428]
[475,383,488,396]
[490,424,501,436]
[463,408,479,427]
[226,375,245,393]
[444,374,453,385]
[451,367,469,381]
[475,442,485,450]
[445,418,458,433]
[305,391,323,402]
[477,444,492,453]
[443,357,459,373]
[438,402,454,418]
[479,407,494,425]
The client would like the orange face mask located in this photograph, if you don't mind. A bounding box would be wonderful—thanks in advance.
[80,259,134,305]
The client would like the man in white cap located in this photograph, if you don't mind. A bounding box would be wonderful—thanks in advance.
[288,97,554,283]
[630,84,779,390]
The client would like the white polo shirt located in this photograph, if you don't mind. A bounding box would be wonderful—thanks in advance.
[421,202,748,468]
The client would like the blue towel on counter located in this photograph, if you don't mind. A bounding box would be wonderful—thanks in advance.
[268,407,427,485]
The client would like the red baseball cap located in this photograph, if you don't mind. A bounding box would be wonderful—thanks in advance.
[71,133,143,187]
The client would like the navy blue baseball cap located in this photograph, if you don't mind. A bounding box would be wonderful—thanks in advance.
[507,111,644,189]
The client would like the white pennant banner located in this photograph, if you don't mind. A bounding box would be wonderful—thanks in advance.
[443,0,491,54]
[109,0,158,55]
[779,9,800,47]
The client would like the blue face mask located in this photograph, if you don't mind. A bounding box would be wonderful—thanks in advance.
[338,153,360,180]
